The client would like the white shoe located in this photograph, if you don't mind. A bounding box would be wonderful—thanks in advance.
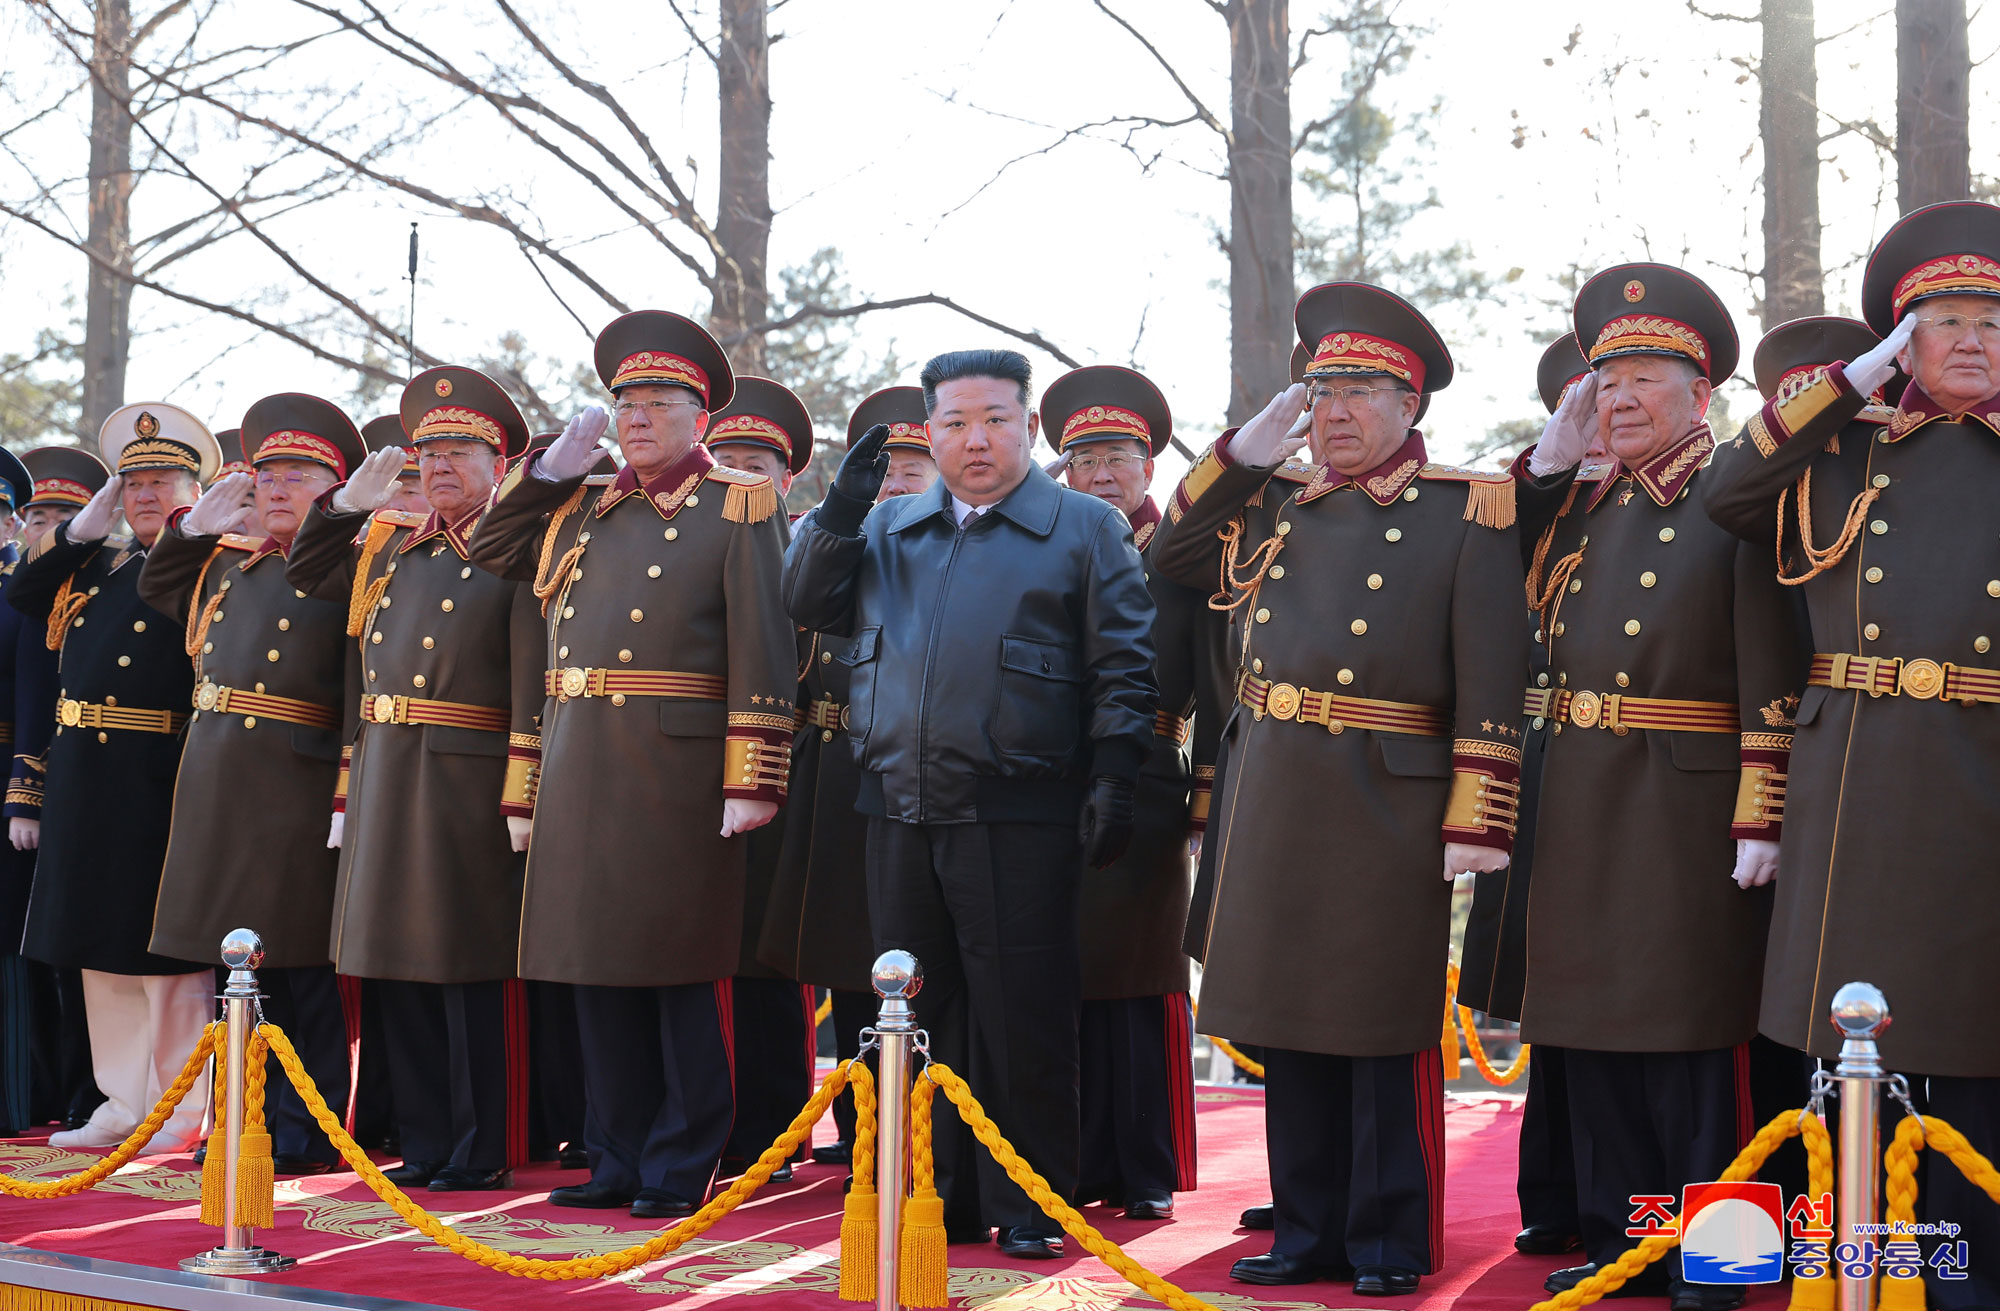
[49,1121,134,1150]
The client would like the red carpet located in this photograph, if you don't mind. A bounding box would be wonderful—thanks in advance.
[0,1082,1790,1309]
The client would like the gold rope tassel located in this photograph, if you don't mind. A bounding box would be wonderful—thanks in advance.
[899,1076,949,1309]
[720,477,777,525]
[235,1031,275,1228]
[1776,471,1878,585]
[1875,1110,2000,1311]
[44,577,88,652]
[0,1292,183,1310]
[1462,477,1516,530]
[1786,1112,1837,1311]
[346,517,400,637]
[837,1062,878,1303]
[531,485,589,618]
[1441,965,1464,1071]
[198,1032,228,1225]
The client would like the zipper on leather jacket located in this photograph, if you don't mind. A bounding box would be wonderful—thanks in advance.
[914,517,972,820]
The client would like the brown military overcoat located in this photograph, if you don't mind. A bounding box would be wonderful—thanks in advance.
[140,524,353,967]
[1151,433,1526,1056]
[1705,370,2000,1077]
[470,441,798,988]
[286,503,544,983]
[1515,427,1808,1052]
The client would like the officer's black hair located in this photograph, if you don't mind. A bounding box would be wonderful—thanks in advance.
[919,349,1033,415]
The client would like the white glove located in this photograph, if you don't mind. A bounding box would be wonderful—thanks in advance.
[182,473,257,536]
[1732,838,1780,889]
[1444,842,1511,881]
[332,448,407,515]
[326,812,344,849]
[68,475,124,542]
[721,797,778,837]
[10,818,39,851]
[1846,313,1916,399]
[1527,370,1601,477]
[1224,385,1310,467]
[539,407,611,482]
[506,815,533,852]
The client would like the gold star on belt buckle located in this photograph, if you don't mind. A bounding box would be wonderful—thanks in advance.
[1568,689,1603,729]
[1898,658,1947,699]
[194,682,220,712]
[369,694,398,723]
[1265,682,1301,721]
[558,667,588,700]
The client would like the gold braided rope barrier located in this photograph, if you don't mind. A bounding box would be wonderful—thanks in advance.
[815,994,833,1027]
[0,1022,218,1198]
[1445,963,1531,1086]
[1878,1113,2000,1311]
[267,1023,856,1279]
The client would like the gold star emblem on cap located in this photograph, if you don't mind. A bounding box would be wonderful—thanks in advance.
[435,377,453,398]
[1623,279,1645,302]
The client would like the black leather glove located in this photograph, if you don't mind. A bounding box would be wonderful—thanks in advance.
[817,423,891,537]
[1079,774,1136,869]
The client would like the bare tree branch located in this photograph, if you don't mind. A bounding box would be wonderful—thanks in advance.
[666,0,718,65]
[722,294,1082,368]
[1090,0,1229,141]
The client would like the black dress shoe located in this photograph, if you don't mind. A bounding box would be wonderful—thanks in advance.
[1354,1265,1421,1296]
[191,1145,207,1167]
[631,1189,697,1220]
[428,1166,512,1191]
[382,1159,446,1187]
[946,1223,991,1245]
[1671,1280,1746,1311]
[559,1146,589,1169]
[1516,1224,1584,1255]
[1229,1252,1354,1285]
[994,1227,1063,1259]
[1123,1191,1174,1220]
[550,1180,636,1209]
[271,1154,334,1177]
[1546,1262,1670,1299]
[1239,1203,1274,1231]
[813,1140,853,1166]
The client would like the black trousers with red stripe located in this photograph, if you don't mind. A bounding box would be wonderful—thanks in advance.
[258,965,351,1165]
[373,978,527,1173]
[1263,1046,1445,1274]
[572,980,735,1204]
[1078,993,1197,1202]
[723,977,816,1166]
[1562,1045,1749,1269]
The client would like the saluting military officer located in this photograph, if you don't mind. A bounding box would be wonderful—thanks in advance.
[756,387,938,1163]
[698,376,821,1177]
[285,367,544,1192]
[6,449,111,1135]
[1510,265,1807,1311]
[1152,284,1525,1295]
[1704,201,2000,1311]
[11,404,220,1153]
[1041,366,1222,1222]
[362,416,431,517]
[138,393,369,1173]
[469,310,797,1220]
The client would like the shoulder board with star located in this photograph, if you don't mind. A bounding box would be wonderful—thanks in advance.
[370,510,429,529]
[106,533,135,551]
[585,473,617,486]
[1270,459,1314,484]
[218,532,262,552]
[1857,403,1896,427]
[703,464,780,523]
[1416,463,1516,530]
[1573,460,1616,483]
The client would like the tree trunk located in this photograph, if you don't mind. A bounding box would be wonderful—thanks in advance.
[1895,0,1970,212]
[1225,0,1293,425]
[713,0,773,375]
[82,0,134,451]
[1760,0,1822,329]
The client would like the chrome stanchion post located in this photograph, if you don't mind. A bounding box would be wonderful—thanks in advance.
[182,930,295,1275]
[871,950,922,1311]
[1830,981,1890,1311]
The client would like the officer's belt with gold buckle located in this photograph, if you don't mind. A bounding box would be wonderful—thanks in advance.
[361,693,508,732]
[1809,653,2000,704]
[1154,710,1191,745]
[544,668,728,703]
[56,698,188,735]
[193,680,339,729]
[803,697,848,732]
[1521,687,1737,734]
[1237,672,1447,736]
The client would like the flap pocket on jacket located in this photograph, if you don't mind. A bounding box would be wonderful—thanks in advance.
[424,725,506,758]
[290,726,342,763]
[1378,735,1452,778]
[999,634,1082,682]
[1667,731,1740,771]
[659,700,728,738]
[832,626,879,666]
[1793,684,1827,727]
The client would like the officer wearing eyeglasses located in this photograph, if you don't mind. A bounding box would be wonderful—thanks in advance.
[1705,200,2000,1311]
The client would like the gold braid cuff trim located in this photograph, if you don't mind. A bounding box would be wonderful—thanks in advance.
[503,755,540,811]
[728,711,799,732]
[725,736,792,794]
[508,731,542,751]
[1443,770,1519,835]
[347,516,400,637]
[1734,766,1786,826]
[1453,737,1524,766]
[1741,732,1794,752]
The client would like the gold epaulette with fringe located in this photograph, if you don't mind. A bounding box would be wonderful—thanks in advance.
[706,465,779,524]
[1418,462,1516,529]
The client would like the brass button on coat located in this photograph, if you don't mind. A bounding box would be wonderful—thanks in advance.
[630,609,645,622]
[277,618,290,630]
[1864,623,1881,640]
[266,649,280,661]
[133,620,146,632]
[1337,668,1354,684]
[1658,527,1675,543]
[1624,619,1641,635]
[648,565,662,578]
[413,674,427,688]
[1350,619,1367,635]
[664,528,678,541]
[1870,520,1887,535]
[1254,608,1270,623]
[1384,528,1402,542]
[422,637,434,649]
[1639,572,1657,588]
[441,599,454,612]
[1866,567,1883,583]
[1367,574,1383,589]
[1269,565,1286,579]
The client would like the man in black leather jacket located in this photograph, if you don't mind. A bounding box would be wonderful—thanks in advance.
[783,348,1156,1259]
